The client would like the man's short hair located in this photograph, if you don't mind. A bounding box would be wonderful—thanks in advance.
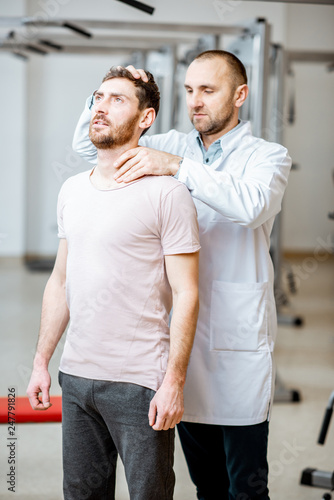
[194,50,248,89]
[102,66,160,136]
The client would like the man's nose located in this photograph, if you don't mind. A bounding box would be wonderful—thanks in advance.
[188,92,203,109]
[94,99,108,114]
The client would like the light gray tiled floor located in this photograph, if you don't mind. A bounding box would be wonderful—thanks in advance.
[0,256,333,499]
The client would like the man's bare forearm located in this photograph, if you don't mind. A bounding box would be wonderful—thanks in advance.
[33,273,69,369]
[148,286,199,430]
[164,288,199,388]
[148,251,199,430]
[27,263,69,410]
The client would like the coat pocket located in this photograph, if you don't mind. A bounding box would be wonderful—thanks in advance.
[210,281,275,352]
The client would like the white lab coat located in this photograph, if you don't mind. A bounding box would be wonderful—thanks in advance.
[72,101,292,426]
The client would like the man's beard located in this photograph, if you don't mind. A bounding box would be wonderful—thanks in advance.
[190,101,234,136]
[89,113,140,149]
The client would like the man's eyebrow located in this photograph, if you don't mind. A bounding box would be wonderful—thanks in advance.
[94,90,129,98]
[184,83,216,89]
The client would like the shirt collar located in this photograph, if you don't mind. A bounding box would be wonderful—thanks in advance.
[196,135,221,153]
[187,120,252,162]
[196,120,244,149]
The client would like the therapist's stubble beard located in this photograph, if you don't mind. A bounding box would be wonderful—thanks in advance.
[89,112,141,149]
[189,90,235,138]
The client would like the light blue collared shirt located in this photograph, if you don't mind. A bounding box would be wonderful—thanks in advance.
[196,135,222,166]
[174,133,222,179]
[175,121,243,177]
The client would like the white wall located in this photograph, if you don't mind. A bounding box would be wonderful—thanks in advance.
[0,0,27,257]
[0,55,27,256]
[282,64,334,251]
[281,4,334,252]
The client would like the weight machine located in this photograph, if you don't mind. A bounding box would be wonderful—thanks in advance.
[300,391,334,499]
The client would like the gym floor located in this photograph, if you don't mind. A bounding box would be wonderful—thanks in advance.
[0,255,333,500]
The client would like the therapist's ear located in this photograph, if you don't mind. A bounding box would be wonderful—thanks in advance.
[234,84,249,109]
[138,108,156,132]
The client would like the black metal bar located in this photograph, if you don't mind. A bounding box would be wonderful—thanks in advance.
[38,39,63,50]
[115,0,155,15]
[318,408,333,444]
[24,44,48,55]
[62,22,92,38]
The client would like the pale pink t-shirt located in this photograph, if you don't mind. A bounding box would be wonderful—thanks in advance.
[57,170,200,391]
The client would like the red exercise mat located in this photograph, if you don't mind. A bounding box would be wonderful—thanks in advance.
[0,396,62,423]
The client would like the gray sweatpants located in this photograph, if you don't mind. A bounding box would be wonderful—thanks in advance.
[59,372,175,500]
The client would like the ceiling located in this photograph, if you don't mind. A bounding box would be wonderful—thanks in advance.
[0,0,333,59]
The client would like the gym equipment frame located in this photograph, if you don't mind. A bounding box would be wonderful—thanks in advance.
[300,391,334,499]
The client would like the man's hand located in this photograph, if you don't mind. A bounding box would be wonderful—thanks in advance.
[27,367,52,410]
[114,147,182,183]
[123,65,149,82]
[148,380,184,431]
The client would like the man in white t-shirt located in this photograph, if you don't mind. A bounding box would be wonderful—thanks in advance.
[27,67,200,500]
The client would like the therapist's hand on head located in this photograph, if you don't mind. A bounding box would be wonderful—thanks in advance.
[123,64,149,82]
[114,148,182,183]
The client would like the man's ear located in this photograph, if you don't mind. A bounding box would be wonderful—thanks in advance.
[234,84,249,109]
[139,108,156,132]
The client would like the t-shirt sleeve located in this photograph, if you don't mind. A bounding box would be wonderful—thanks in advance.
[159,183,201,255]
[57,185,66,239]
